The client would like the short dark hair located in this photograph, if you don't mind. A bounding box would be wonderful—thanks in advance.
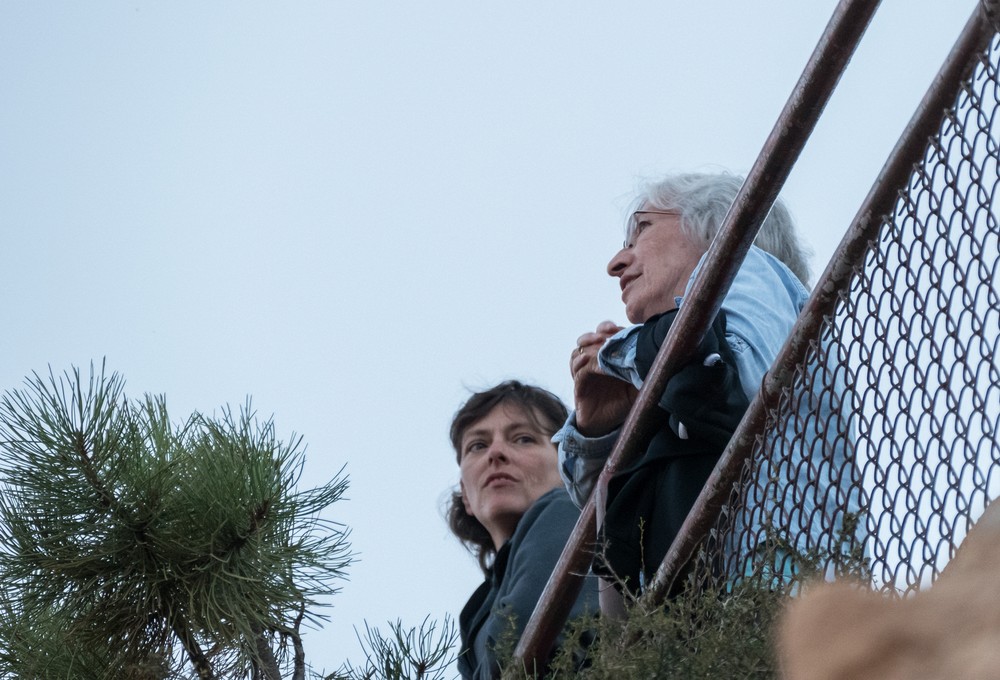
[446,380,568,574]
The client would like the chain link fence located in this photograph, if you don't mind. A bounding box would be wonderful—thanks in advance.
[708,31,1000,596]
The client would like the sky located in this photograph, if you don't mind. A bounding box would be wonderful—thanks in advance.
[0,0,978,675]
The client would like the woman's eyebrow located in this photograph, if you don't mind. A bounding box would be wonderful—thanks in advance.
[460,428,490,444]
[503,421,543,436]
[462,420,542,445]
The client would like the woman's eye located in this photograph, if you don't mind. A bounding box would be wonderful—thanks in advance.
[514,434,537,445]
[464,441,486,456]
[624,224,646,249]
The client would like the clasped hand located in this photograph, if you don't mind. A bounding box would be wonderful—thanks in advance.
[571,321,639,438]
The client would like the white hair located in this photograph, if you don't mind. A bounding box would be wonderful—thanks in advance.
[630,172,812,286]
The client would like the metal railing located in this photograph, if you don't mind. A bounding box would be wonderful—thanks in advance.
[659,2,998,600]
[515,0,999,672]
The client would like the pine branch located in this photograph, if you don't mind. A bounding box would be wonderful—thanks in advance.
[292,601,307,680]
[72,427,119,512]
[170,610,216,680]
[252,627,282,680]
[335,616,458,680]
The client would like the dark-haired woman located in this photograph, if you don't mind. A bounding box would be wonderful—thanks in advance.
[447,381,598,679]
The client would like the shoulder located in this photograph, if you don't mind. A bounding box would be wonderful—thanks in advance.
[721,247,809,328]
[508,488,580,552]
[520,487,579,524]
[686,247,809,311]
[735,247,810,302]
[684,247,808,375]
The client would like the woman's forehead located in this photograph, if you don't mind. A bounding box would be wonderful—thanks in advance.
[464,402,538,433]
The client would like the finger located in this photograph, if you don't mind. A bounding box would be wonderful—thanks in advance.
[596,320,624,336]
[576,332,608,349]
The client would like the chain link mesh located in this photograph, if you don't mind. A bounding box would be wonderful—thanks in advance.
[701,33,1000,596]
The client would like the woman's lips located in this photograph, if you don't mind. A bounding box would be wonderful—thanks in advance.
[484,473,516,488]
[620,274,638,301]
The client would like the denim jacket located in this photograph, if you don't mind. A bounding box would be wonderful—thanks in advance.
[553,246,866,580]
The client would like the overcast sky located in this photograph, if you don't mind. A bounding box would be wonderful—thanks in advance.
[0,0,977,675]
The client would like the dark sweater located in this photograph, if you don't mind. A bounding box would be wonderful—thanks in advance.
[458,488,599,679]
[600,308,749,595]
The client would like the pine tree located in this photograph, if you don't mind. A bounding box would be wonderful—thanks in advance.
[0,363,353,679]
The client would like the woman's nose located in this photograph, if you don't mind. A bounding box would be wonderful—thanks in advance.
[607,247,630,277]
[487,443,509,463]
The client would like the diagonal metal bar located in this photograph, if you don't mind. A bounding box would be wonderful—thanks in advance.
[513,0,883,670]
[643,2,996,603]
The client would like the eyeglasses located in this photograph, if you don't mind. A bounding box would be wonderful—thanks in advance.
[623,209,681,249]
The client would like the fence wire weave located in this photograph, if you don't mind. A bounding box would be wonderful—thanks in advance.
[702,33,1000,597]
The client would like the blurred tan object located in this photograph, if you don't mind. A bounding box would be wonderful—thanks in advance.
[779,499,1000,680]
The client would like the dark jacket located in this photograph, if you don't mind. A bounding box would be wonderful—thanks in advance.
[598,309,749,595]
[458,487,599,679]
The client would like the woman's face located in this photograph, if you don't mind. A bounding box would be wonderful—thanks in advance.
[459,403,564,549]
[606,207,705,323]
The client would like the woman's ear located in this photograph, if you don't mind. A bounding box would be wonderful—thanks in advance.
[460,481,472,514]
